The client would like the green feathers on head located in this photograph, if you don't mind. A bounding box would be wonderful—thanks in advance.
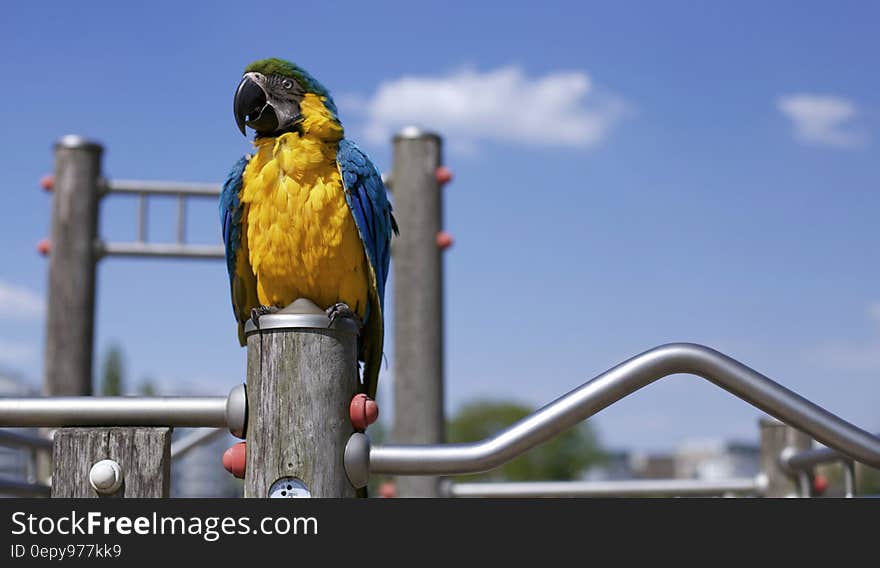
[244,58,336,114]
[244,58,298,79]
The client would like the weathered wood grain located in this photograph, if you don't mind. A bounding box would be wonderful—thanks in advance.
[51,427,171,498]
[244,324,359,498]
[44,137,103,396]
[391,130,445,497]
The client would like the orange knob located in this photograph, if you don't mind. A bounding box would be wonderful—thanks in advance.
[435,166,453,186]
[39,175,54,191]
[436,231,454,251]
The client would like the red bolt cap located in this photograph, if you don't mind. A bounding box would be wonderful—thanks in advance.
[813,474,828,495]
[349,393,379,431]
[222,442,247,479]
[37,238,51,256]
[436,231,454,251]
[379,482,397,498]
[435,166,453,186]
[39,175,54,191]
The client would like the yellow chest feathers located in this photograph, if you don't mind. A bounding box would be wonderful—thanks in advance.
[240,111,368,318]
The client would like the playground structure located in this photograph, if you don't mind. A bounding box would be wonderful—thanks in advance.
[1,132,878,498]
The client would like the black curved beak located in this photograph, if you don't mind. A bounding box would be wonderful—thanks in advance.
[234,76,277,136]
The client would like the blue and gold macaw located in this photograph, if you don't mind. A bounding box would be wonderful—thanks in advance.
[220,58,396,398]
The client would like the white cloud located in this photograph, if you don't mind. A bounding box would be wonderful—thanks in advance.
[777,94,867,148]
[0,281,44,320]
[344,65,629,151]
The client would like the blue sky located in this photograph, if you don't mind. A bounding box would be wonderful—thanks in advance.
[0,1,877,452]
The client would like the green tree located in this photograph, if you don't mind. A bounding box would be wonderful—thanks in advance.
[100,345,125,396]
[858,464,880,495]
[447,400,605,482]
[138,377,158,396]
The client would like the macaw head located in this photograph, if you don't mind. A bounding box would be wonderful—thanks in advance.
[233,58,338,138]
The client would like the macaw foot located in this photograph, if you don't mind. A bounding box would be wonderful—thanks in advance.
[326,302,363,329]
[250,305,279,329]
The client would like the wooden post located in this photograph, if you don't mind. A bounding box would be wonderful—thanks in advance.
[44,135,103,396]
[759,418,813,497]
[51,427,171,498]
[244,299,359,498]
[391,128,446,497]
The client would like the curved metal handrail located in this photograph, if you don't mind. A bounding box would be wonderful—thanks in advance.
[359,343,880,479]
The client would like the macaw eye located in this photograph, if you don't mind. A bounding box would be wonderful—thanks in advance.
[282,79,293,89]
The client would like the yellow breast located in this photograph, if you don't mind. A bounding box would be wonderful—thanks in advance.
[240,123,368,319]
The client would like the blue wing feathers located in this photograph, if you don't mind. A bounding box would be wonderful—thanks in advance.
[336,139,395,315]
[219,155,249,297]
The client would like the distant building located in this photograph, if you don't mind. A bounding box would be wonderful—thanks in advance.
[630,452,677,479]
[171,429,242,497]
[584,450,679,480]
[674,438,760,480]
[583,438,760,482]
[0,373,39,487]
[582,450,632,481]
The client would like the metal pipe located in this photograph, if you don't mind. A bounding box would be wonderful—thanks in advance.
[446,476,765,498]
[783,445,857,472]
[137,193,147,242]
[96,242,225,259]
[367,343,880,476]
[171,428,226,461]
[0,396,227,428]
[176,195,186,244]
[0,477,51,497]
[0,429,52,450]
[103,179,220,197]
[843,461,855,498]
[797,471,811,498]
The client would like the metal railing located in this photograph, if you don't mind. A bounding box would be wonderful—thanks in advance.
[0,428,52,451]
[3,344,878,497]
[97,174,392,260]
[444,476,767,498]
[0,385,246,437]
[98,177,224,260]
[344,343,880,486]
[782,442,871,498]
[0,428,53,497]
[0,476,51,497]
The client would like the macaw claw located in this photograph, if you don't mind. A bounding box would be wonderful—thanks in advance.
[326,302,362,330]
[250,305,279,329]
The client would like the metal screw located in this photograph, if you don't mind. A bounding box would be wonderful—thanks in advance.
[89,459,123,494]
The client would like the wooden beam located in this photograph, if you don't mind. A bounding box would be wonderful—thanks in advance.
[391,128,446,497]
[51,427,171,498]
[244,300,359,498]
[44,136,103,396]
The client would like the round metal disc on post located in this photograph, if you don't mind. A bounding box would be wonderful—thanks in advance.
[243,299,360,498]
